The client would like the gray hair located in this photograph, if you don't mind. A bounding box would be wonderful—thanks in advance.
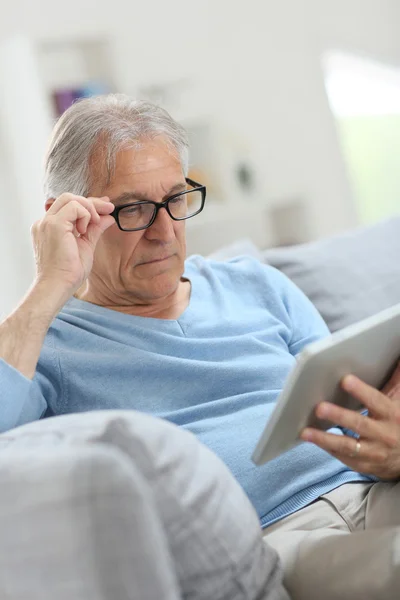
[44,94,190,198]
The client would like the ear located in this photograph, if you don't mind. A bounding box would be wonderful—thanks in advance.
[45,198,55,212]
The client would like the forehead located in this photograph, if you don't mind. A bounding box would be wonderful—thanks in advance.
[89,138,184,196]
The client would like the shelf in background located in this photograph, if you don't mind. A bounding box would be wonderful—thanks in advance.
[36,37,116,117]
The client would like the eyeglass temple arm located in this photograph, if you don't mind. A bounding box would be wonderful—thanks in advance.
[185,177,203,189]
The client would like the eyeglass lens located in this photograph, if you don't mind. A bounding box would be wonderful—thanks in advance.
[118,188,203,230]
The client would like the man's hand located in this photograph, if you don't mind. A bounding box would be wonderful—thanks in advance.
[0,194,115,380]
[300,362,400,480]
[32,193,115,300]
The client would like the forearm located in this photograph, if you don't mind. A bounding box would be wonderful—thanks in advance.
[0,281,69,380]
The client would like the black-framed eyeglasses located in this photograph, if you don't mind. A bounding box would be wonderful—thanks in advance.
[110,177,206,232]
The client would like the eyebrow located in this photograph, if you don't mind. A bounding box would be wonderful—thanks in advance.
[111,182,187,206]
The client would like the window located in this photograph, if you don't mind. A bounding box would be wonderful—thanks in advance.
[323,51,400,224]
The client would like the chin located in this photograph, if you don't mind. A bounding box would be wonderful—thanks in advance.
[128,264,184,300]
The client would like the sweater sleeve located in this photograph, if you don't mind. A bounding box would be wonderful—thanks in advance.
[0,360,46,432]
[218,257,330,354]
[262,264,330,355]
[0,339,62,433]
[284,280,330,356]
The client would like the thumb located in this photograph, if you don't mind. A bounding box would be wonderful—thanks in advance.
[85,214,115,249]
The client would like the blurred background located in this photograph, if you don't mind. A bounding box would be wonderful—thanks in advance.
[0,0,399,316]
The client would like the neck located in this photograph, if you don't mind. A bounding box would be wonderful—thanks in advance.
[77,278,191,320]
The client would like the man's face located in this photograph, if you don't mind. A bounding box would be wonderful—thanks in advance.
[88,138,188,304]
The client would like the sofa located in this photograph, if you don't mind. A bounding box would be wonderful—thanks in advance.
[1,215,400,599]
[211,215,400,334]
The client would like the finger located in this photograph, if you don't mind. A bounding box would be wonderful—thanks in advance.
[47,193,91,216]
[86,196,115,215]
[381,359,400,398]
[47,194,111,224]
[75,214,91,236]
[74,197,114,226]
[75,213,92,237]
[55,201,92,235]
[300,427,390,465]
[84,214,115,248]
[73,197,100,225]
[315,402,400,448]
[341,375,395,420]
[51,195,99,225]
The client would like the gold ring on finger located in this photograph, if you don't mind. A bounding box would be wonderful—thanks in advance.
[350,440,361,458]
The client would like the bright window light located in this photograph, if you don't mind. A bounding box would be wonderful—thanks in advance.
[323,51,400,117]
[322,51,400,225]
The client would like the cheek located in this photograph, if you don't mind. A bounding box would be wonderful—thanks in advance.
[95,225,143,263]
[174,223,187,248]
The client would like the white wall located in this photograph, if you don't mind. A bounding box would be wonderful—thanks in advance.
[0,0,399,315]
[0,156,33,317]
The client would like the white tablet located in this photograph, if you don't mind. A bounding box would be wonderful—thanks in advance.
[252,302,400,465]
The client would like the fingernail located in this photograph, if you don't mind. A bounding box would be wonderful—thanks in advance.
[301,429,313,441]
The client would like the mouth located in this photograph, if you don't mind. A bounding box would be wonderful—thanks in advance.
[139,255,174,265]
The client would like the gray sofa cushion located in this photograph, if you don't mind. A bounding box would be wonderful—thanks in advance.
[0,411,288,600]
[208,238,263,261]
[262,217,400,332]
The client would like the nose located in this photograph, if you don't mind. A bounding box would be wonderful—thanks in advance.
[144,205,175,243]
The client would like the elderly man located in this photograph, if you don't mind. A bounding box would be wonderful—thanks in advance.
[1,94,400,600]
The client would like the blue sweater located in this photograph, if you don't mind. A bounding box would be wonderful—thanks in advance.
[0,256,371,527]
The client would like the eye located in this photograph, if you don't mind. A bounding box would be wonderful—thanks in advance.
[122,204,142,215]
[169,196,185,205]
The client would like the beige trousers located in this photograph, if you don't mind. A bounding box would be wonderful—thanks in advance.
[263,482,400,600]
